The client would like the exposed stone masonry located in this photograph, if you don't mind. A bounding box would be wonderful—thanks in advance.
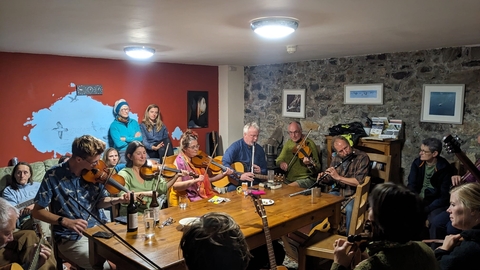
[244,46,480,183]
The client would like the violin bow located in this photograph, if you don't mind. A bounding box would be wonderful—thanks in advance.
[154,143,170,191]
[67,194,162,269]
[286,129,312,170]
[202,143,218,177]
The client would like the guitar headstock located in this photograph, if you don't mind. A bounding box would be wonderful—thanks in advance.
[443,134,463,154]
[249,194,266,219]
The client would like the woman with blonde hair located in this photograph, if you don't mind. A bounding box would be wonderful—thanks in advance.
[168,130,232,206]
[140,104,174,161]
[436,182,480,269]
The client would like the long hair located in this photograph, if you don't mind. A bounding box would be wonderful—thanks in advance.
[180,212,251,270]
[102,147,119,167]
[142,104,163,132]
[10,161,33,190]
[450,182,480,213]
[124,141,146,168]
[369,182,425,243]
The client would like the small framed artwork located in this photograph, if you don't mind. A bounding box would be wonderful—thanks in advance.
[421,84,465,124]
[187,91,208,128]
[282,89,305,118]
[344,84,383,105]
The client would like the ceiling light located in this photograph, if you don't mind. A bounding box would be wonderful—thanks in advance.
[124,46,155,59]
[250,17,299,39]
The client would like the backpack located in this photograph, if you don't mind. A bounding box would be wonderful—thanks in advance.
[328,121,367,145]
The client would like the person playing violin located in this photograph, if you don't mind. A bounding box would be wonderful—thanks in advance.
[168,130,233,206]
[332,182,437,270]
[32,135,131,270]
[276,121,321,188]
[222,122,268,192]
[118,141,188,214]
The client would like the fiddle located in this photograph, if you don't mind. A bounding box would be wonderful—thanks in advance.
[191,150,226,172]
[288,129,318,171]
[82,160,128,195]
[140,162,198,180]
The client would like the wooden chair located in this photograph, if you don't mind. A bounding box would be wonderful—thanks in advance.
[366,153,391,183]
[295,176,372,270]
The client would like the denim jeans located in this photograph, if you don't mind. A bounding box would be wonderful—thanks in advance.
[330,191,354,234]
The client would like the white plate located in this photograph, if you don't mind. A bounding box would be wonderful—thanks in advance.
[179,217,199,226]
[262,199,274,206]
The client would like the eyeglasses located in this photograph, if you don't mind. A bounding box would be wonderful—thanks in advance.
[83,158,99,166]
[419,149,431,154]
[120,108,129,112]
[288,131,300,135]
[188,145,200,150]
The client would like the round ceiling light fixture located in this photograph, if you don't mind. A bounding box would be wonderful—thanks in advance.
[124,46,155,59]
[250,17,299,39]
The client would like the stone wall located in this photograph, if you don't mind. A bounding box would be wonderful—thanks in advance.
[244,46,480,184]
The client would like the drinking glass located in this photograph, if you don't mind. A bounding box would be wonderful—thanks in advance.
[242,182,248,196]
[143,209,156,241]
[179,195,189,209]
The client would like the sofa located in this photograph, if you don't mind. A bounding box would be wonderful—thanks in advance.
[0,158,59,194]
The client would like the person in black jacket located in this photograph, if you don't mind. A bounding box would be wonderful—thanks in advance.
[435,182,480,269]
[407,138,454,240]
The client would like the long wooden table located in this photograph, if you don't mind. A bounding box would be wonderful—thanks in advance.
[84,186,343,270]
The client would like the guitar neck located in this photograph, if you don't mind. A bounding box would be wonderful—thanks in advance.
[15,199,34,210]
[260,216,278,270]
[455,153,480,182]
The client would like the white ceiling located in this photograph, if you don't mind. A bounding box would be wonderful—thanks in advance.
[1,0,479,66]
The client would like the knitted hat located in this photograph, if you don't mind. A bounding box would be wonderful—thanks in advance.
[114,99,129,115]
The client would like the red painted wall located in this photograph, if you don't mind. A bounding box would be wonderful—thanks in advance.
[0,52,218,165]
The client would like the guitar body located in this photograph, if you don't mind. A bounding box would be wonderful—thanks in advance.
[212,161,243,187]
[0,263,24,270]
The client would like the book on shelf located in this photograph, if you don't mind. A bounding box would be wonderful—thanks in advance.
[364,117,403,140]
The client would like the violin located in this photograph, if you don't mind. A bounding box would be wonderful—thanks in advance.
[140,162,198,180]
[82,160,128,195]
[289,129,318,170]
[191,150,226,172]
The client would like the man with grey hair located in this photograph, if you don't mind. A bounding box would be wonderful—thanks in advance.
[0,197,56,269]
[223,122,268,193]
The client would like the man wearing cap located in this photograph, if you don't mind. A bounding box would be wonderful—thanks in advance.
[109,99,143,164]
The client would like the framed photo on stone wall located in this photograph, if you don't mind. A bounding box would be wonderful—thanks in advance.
[282,89,305,118]
[344,83,383,105]
[421,84,465,124]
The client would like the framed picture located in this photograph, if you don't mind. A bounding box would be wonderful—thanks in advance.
[187,91,208,128]
[282,89,305,118]
[421,84,465,124]
[344,83,383,105]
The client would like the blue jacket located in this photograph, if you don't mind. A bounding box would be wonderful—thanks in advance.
[222,139,267,185]
[139,123,170,151]
[407,156,453,214]
[109,118,142,151]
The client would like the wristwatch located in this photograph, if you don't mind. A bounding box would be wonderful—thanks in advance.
[57,216,64,227]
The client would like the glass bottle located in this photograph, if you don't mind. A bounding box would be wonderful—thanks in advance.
[150,191,160,225]
[127,192,138,232]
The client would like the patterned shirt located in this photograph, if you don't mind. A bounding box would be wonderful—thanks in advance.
[35,162,108,240]
[327,148,370,197]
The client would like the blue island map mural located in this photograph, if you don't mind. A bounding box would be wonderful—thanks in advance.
[23,91,183,157]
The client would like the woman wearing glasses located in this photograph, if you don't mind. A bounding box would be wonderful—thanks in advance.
[168,130,232,206]
[407,137,454,242]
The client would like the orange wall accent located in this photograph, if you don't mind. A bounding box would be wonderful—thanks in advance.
[0,52,218,165]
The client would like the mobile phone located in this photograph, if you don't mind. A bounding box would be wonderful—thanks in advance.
[114,216,127,225]
[93,231,113,239]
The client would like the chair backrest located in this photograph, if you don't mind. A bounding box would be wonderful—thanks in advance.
[366,153,391,183]
[347,176,371,236]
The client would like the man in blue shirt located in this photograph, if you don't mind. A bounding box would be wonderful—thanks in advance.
[222,122,268,192]
[32,135,130,270]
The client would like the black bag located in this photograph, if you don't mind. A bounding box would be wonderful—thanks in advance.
[328,121,367,145]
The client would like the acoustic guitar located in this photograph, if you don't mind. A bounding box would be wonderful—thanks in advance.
[443,134,480,182]
[212,162,285,188]
[0,263,23,270]
[14,199,34,211]
[250,194,287,270]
